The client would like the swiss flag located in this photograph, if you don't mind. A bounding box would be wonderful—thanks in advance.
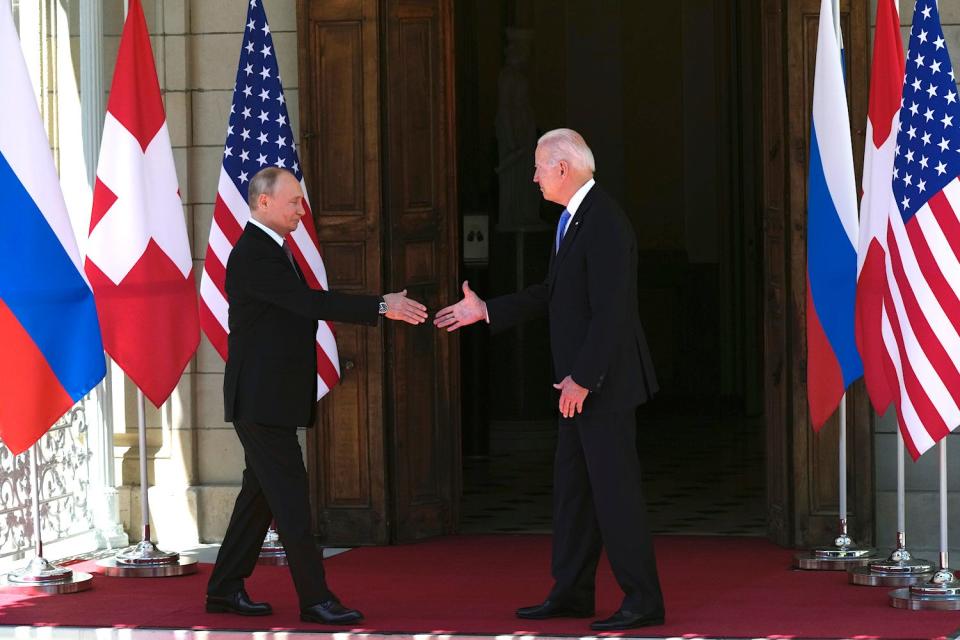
[84,0,199,407]
[854,0,904,418]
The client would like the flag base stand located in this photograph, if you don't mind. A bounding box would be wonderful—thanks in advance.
[794,533,876,570]
[890,568,960,610]
[258,526,287,566]
[849,545,935,586]
[1,557,93,594]
[96,540,197,577]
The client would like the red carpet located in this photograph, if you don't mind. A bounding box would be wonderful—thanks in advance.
[0,535,956,638]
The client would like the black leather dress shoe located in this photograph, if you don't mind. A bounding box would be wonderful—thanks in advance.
[205,589,272,616]
[590,609,665,631]
[300,599,365,625]
[516,600,594,619]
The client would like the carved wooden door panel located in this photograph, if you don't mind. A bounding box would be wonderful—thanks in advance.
[299,0,459,545]
[761,0,872,546]
[382,0,460,542]
[299,0,389,545]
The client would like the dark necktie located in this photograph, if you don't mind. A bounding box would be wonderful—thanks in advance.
[282,240,301,279]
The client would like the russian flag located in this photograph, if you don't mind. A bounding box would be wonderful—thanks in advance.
[806,0,863,430]
[0,0,106,455]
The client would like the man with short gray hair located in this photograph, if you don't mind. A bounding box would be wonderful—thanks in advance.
[435,128,664,631]
[206,167,427,624]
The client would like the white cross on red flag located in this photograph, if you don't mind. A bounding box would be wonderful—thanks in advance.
[84,0,199,407]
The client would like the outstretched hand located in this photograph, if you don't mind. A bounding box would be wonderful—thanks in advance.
[383,289,428,325]
[433,281,487,332]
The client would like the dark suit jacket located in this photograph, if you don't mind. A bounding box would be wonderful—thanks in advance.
[486,183,658,413]
[223,223,380,428]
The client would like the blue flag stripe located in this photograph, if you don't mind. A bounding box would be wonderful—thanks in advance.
[808,125,864,386]
[0,151,105,400]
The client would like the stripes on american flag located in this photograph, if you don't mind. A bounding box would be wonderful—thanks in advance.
[873,1,960,459]
[199,0,340,398]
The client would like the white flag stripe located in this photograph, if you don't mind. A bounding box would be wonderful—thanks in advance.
[290,223,330,290]
[916,199,960,307]
[881,307,937,453]
[207,220,234,269]
[200,272,229,329]
[943,177,960,213]
[0,11,84,275]
[218,168,252,229]
[317,374,330,398]
[811,0,859,249]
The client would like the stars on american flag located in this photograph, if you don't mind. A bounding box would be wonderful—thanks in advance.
[893,3,960,221]
[221,0,300,198]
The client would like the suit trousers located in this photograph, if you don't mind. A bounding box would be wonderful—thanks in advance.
[547,409,664,615]
[207,420,332,608]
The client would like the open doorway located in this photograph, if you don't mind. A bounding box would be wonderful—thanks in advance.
[453,0,764,537]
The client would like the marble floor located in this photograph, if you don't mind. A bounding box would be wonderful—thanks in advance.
[460,412,766,536]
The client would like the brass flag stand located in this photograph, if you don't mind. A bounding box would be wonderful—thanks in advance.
[850,434,933,586]
[1,445,93,593]
[795,395,876,569]
[96,391,197,577]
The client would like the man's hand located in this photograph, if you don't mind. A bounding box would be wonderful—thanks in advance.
[433,281,487,332]
[383,289,428,325]
[553,375,589,418]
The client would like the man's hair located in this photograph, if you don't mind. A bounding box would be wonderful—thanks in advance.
[537,128,596,174]
[247,167,294,210]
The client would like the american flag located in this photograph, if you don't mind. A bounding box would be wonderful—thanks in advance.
[199,0,340,398]
[878,0,960,458]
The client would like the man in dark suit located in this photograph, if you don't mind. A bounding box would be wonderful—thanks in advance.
[206,167,427,624]
[435,129,664,631]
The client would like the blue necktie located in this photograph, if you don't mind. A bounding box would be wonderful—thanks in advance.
[555,209,572,254]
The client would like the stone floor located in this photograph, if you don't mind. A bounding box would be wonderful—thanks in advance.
[460,411,766,536]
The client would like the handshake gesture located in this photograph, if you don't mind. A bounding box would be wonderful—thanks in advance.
[385,281,487,330]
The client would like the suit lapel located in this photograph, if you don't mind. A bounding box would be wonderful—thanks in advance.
[246,224,303,281]
[548,185,596,291]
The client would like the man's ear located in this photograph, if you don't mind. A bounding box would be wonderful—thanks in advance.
[558,159,568,177]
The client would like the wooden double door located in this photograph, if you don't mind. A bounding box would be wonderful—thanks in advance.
[296,0,460,545]
[295,0,876,548]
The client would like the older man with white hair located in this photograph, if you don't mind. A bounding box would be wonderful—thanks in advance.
[435,128,664,630]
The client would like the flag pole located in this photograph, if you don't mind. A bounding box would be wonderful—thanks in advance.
[96,389,196,577]
[795,393,875,569]
[1,445,93,593]
[258,520,288,565]
[851,428,934,585]
[891,438,960,608]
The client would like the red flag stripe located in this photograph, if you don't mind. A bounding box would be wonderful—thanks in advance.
[880,268,950,456]
[213,196,244,246]
[199,301,228,361]
[316,344,339,394]
[887,224,960,409]
[202,249,228,301]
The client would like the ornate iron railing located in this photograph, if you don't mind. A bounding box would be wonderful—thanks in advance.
[0,403,95,562]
